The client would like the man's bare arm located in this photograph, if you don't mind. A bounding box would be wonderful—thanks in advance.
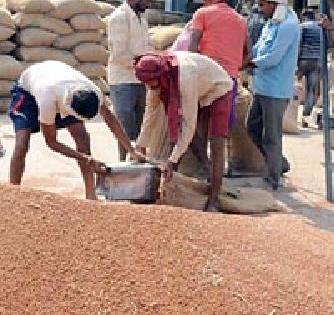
[188,29,202,53]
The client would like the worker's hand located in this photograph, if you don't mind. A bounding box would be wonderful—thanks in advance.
[319,14,334,30]
[130,149,147,163]
[163,160,174,183]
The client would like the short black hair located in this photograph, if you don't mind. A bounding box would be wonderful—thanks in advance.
[302,10,315,20]
[71,90,99,119]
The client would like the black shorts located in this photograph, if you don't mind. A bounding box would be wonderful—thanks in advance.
[8,82,80,134]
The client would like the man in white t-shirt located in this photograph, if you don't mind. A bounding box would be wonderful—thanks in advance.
[9,60,144,200]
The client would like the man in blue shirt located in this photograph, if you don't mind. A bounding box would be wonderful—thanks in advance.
[246,0,299,190]
[298,10,321,120]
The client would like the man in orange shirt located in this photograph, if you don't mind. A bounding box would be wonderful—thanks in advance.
[189,0,249,211]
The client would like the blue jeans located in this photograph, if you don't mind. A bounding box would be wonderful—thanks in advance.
[110,83,146,140]
[298,59,321,116]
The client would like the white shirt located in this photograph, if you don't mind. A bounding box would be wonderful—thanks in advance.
[137,51,233,163]
[107,1,151,85]
[19,60,103,125]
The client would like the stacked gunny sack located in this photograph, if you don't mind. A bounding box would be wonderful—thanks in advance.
[0,4,22,112]
[8,0,114,98]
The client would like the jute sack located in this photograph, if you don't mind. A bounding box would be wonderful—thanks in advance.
[97,1,115,18]
[49,0,100,20]
[93,78,108,94]
[0,26,15,41]
[14,13,73,35]
[0,97,10,113]
[16,46,78,66]
[230,87,265,174]
[161,172,280,213]
[70,13,104,31]
[73,43,107,63]
[0,41,16,53]
[145,9,164,26]
[76,63,106,79]
[16,28,58,46]
[0,0,6,8]
[101,35,107,48]
[0,8,15,29]
[0,56,23,80]
[149,25,184,50]
[7,0,54,13]
[53,31,102,50]
[0,80,14,96]
[283,84,302,134]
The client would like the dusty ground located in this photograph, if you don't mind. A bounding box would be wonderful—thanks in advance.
[0,184,333,315]
[0,114,334,314]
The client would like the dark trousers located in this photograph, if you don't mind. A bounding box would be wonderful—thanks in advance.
[246,94,288,183]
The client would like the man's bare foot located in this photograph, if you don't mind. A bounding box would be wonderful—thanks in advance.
[204,199,221,213]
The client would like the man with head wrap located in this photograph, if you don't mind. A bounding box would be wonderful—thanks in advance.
[9,60,144,200]
[246,0,299,190]
[134,51,233,212]
[107,0,152,161]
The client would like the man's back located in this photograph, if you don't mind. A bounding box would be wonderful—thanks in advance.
[191,2,247,78]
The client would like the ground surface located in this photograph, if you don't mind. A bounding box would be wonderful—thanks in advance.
[0,114,334,314]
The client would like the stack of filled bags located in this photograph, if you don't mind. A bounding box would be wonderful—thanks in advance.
[0,6,22,112]
[9,0,110,95]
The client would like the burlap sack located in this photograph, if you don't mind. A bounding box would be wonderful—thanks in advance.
[49,0,100,20]
[93,78,108,94]
[76,62,106,79]
[97,1,115,18]
[0,8,15,29]
[0,97,10,113]
[145,9,164,26]
[14,13,73,35]
[70,13,104,31]
[73,43,107,63]
[161,172,280,213]
[0,40,16,53]
[0,55,23,80]
[149,25,184,50]
[283,84,302,134]
[16,28,58,46]
[16,46,78,66]
[0,26,15,41]
[53,31,102,50]
[230,87,265,174]
[7,0,54,13]
[0,0,6,8]
[162,14,184,25]
[0,80,13,96]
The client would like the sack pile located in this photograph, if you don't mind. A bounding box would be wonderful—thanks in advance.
[149,24,184,51]
[0,7,22,112]
[9,0,109,94]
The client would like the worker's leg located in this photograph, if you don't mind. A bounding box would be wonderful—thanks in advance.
[67,121,96,200]
[206,136,225,211]
[110,84,139,161]
[10,129,31,184]
[246,94,265,157]
[304,61,320,116]
[261,96,288,190]
[205,92,232,212]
